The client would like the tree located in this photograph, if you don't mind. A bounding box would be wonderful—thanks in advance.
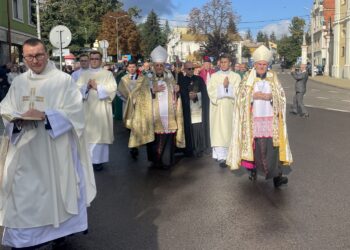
[227,15,238,35]
[140,10,164,57]
[242,45,251,59]
[277,16,306,67]
[41,0,125,53]
[256,31,265,42]
[269,32,277,43]
[161,20,172,45]
[245,29,253,41]
[289,16,306,44]
[97,11,141,58]
[201,31,235,62]
[188,0,238,34]
[263,33,269,47]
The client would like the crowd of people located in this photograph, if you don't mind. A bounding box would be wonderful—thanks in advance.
[0,38,293,249]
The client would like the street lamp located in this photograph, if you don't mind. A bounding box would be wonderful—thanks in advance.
[108,15,128,61]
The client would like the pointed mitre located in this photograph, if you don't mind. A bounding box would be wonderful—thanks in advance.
[150,45,168,63]
[252,45,272,63]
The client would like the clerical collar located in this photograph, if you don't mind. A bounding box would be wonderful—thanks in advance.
[256,72,267,79]
[156,74,164,78]
[90,67,102,73]
[219,70,230,75]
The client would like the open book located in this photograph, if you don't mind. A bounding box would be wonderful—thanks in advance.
[2,113,43,122]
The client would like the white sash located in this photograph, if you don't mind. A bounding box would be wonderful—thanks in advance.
[157,80,169,130]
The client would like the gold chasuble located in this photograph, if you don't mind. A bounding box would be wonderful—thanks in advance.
[119,74,155,148]
[226,69,293,170]
[207,71,241,147]
[0,61,96,228]
[77,68,117,144]
[150,71,185,148]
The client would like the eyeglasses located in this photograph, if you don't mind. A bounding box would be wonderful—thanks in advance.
[23,53,46,62]
[186,68,195,71]
[155,64,164,67]
[90,58,101,61]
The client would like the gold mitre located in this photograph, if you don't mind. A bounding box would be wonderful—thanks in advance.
[150,45,168,63]
[252,45,272,63]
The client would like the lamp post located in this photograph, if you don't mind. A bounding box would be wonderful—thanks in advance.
[108,15,128,61]
[6,0,12,62]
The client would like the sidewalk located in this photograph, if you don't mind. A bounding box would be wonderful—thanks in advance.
[310,75,350,90]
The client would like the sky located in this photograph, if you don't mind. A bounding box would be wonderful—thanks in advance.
[123,0,314,39]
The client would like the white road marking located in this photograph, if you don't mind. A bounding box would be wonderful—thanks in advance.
[306,104,350,113]
[328,90,339,93]
[341,100,350,103]
[316,96,329,99]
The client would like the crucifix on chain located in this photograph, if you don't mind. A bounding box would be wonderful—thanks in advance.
[22,88,44,109]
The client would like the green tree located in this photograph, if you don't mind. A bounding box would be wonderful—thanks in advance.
[242,45,251,59]
[256,31,265,42]
[269,31,277,43]
[201,31,234,62]
[41,0,122,53]
[161,20,172,45]
[140,10,164,57]
[264,33,269,47]
[277,17,306,67]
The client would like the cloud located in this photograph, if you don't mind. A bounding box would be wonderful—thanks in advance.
[123,0,176,17]
[261,20,290,39]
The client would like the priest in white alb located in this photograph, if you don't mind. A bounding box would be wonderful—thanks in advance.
[77,51,117,171]
[207,54,241,168]
[0,38,96,249]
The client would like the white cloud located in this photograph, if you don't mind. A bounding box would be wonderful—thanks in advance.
[123,0,176,17]
[261,20,290,39]
[159,13,188,28]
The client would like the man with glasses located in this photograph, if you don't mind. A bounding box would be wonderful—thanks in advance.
[71,54,90,82]
[77,51,117,171]
[178,61,210,157]
[0,38,96,249]
[207,54,241,168]
[147,45,185,169]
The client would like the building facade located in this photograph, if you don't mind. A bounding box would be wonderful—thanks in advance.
[332,0,350,79]
[0,0,37,65]
[311,0,335,73]
[167,27,242,63]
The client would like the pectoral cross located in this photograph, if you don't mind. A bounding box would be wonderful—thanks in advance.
[22,88,44,109]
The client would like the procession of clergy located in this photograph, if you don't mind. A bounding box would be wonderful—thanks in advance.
[0,38,292,249]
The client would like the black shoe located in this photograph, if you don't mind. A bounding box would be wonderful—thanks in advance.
[219,160,227,168]
[273,176,288,188]
[249,170,257,181]
[93,164,103,171]
[130,148,138,159]
[300,113,309,118]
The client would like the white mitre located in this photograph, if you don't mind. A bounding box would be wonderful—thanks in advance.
[252,45,272,63]
[150,45,168,63]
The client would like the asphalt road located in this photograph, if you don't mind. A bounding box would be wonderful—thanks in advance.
[1,72,350,250]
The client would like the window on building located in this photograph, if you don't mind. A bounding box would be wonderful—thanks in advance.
[12,0,23,21]
[28,0,37,25]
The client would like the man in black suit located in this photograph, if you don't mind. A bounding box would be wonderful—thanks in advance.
[291,64,309,118]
